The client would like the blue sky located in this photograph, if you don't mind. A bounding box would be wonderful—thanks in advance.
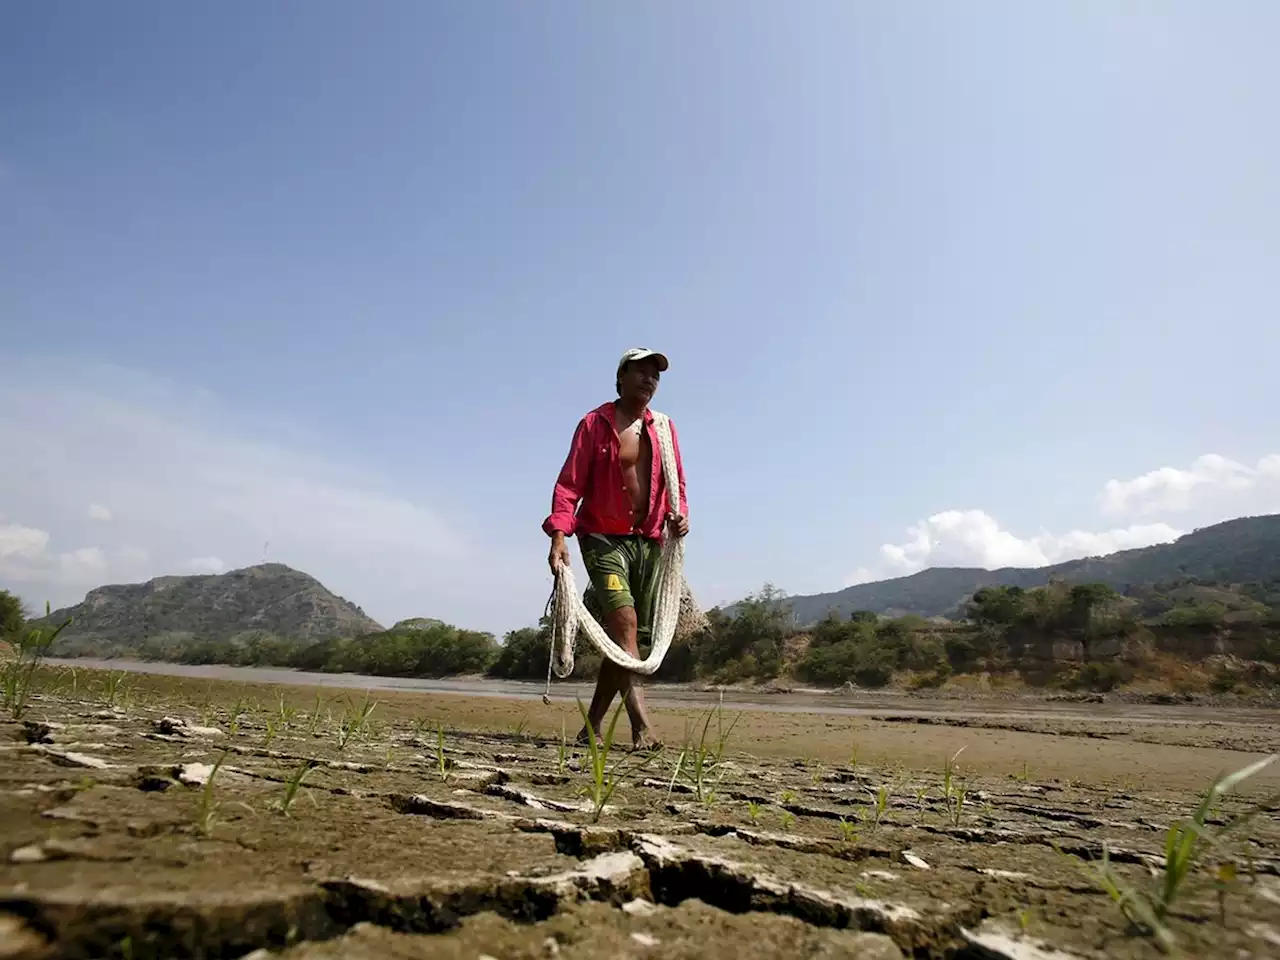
[3,2,1279,634]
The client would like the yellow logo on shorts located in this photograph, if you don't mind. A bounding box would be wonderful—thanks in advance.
[604,574,624,592]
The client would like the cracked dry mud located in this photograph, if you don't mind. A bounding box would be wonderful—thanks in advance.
[2,679,1279,959]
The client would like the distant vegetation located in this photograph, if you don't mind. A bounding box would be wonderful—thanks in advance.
[555,575,1277,694]
[21,514,1280,695]
[118,615,604,683]
[38,574,1280,695]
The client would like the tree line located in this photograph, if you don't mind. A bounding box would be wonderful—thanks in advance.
[14,575,1280,693]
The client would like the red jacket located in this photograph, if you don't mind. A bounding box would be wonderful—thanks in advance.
[543,402,688,541]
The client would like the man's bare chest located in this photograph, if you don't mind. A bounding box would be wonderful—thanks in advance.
[615,419,650,470]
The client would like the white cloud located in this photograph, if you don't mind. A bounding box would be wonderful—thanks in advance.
[0,520,139,592]
[0,360,528,628]
[0,521,50,561]
[183,556,225,574]
[854,509,1182,582]
[881,510,1050,571]
[87,503,113,522]
[1101,453,1280,517]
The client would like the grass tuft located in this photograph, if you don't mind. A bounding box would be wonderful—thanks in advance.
[2,603,72,719]
[941,746,968,825]
[277,695,298,730]
[576,698,655,822]
[436,722,450,782]
[195,750,230,837]
[1064,754,1278,953]
[275,758,318,816]
[336,690,378,751]
[100,670,128,708]
[306,693,324,735]
[680,699,741,804]
[866,782,891,829]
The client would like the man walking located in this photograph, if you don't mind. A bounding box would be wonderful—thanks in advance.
[543,347,689,750]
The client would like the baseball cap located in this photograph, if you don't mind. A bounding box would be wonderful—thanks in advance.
[616,347,669,374]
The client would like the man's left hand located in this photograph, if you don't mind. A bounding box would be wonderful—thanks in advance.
[668,513,689,538]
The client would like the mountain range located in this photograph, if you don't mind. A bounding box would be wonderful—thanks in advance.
[761,514,1280,625]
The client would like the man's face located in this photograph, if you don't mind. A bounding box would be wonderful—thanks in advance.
[619,358,661,402]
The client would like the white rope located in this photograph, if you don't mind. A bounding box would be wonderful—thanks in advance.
[543,412,685,699]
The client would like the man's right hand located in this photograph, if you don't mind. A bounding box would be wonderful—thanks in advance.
[549,534,571,573]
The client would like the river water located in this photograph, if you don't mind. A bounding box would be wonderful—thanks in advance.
[42,658,1269,726]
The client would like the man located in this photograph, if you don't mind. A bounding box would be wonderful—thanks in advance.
[543,347,689,750]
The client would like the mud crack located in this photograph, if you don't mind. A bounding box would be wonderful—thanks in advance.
[628,833,974,956]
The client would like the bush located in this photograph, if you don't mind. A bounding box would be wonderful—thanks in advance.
[1209,666,1240,694]
[699,586,791,675]
[0,590,25,641]
[851,647,895,688]
[795,640,862,685]
[967,585,1026,626]
[1070,661,1132,692]
[900,635,949,673]
[910,661,952,689]
[944,635,979,670]
[1258,637,1280,665]
[486,622,600,681]
[487,626,549,680]
[717,654,758,684]
[1162,604,1228,629]
[796,638,894,688]
[655,630,702,682]
[1242,662,1280,688]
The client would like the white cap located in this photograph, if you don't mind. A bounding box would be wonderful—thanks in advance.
[617,347,669,374]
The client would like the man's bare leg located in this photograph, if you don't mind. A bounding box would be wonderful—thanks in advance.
[581,660,619,743]
[580,606,658,749]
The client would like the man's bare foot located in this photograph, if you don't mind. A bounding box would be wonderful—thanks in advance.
[631,731,664,753]
[574,726,604,749]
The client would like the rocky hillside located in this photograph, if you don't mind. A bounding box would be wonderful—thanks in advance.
[32,563,383,656]
[762,514,1280,625]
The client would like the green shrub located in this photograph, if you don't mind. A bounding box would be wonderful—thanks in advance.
[0,590,25,641]
[851,647,895,688]
[487,626,548,680]
[796,639,861,685]
[1162,604,1227,629]
[1071,661,1132,692]
[1209,666,1239,694]
[944,635,979,670]
[796,639,894,688]
[910,660,952,689]
[1257,637,1280,665]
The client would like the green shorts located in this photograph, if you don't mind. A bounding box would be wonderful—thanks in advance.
[580,533,663,640]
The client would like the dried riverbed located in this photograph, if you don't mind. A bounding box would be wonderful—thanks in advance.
[2,669,1279,959]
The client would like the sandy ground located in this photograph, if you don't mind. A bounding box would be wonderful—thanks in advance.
[2,667,1278,959]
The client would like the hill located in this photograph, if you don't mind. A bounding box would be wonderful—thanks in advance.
[32,563,383,656]
[758,514,1280,626]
